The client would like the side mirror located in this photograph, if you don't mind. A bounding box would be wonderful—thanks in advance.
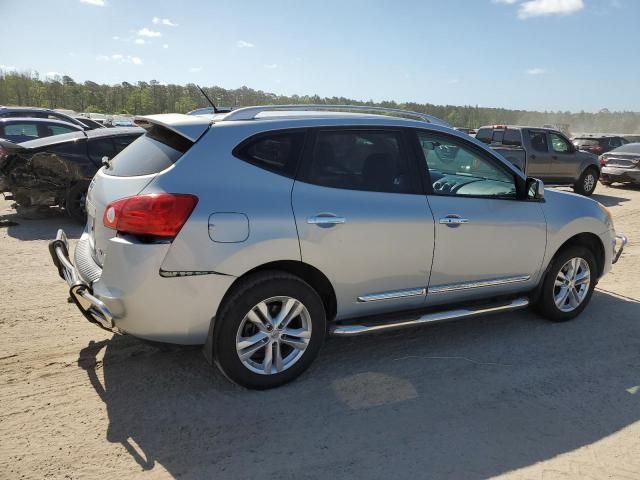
[527,177,544,200]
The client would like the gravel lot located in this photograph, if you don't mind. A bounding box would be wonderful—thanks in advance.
[1,185,639,480]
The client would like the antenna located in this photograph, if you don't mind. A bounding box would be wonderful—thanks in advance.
[196,85,219,113]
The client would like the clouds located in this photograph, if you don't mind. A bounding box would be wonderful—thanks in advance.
[137,28,161,38]
[493,0,585,18]
[135,38,145,45]
[162,44,169,49]
[519,0,584,18]
[264,63,278,70]
[152,17,178,26]
[0,64,16,71]
[527,67,546,75]
[97,54,143,65]
[79,0,105,6]
[237,40,255,48]
[189,67,202,73]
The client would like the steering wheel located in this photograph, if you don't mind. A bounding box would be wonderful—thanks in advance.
[434,144,459,164]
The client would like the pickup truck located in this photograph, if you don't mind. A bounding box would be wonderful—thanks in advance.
[476,125,601,196]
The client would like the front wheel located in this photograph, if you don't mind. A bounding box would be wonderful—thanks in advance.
[65,181,90,223]
[534,246,597,322]
[573,168,599,196]
[214,271,326,389]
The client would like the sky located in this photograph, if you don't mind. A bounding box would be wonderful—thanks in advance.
[0,0,638,113]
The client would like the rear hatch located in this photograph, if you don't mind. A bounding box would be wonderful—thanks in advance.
[86,114,211,266]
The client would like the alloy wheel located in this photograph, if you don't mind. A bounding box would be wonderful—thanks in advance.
[553,257,591,312]
[235,296,312,375]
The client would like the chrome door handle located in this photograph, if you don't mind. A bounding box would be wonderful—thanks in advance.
[307,215,346,226]
[439,215,469,226]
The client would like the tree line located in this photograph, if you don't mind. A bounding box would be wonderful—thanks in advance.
[1,71,638,134]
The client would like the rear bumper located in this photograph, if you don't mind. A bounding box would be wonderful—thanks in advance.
[601,167,640,183]
[49,229,237,344]
[613,233,627,264]
[49,229,117,332]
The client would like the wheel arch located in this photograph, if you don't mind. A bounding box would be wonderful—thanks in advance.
[552,232,605,278]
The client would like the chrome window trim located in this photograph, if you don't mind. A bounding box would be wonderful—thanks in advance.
[357,287,426,303]
[428,275,531,294]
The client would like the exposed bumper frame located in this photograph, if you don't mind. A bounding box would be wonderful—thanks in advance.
[49,229,118,333]
[613,233,627,264]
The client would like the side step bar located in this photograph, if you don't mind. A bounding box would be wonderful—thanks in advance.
[330,297,529,337]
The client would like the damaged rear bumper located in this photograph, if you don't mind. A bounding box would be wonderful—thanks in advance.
[49,229,118,333]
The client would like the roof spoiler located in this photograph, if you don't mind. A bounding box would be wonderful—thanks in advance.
[134,114,212,142]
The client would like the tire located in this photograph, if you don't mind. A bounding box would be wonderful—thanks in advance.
[65,181,90,224]
[573,168,599,196]
[214,271,326,389]
[534,246,597,322]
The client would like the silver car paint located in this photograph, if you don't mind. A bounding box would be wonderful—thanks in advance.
[80,113,615,344]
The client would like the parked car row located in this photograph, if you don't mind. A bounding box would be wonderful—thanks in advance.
[47,104,627,389]
[0,127,143,221]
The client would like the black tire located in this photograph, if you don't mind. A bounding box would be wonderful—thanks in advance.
[65,180,90,224]
[573,168,599,196]
[534,246,597,322]
[214,271,326,389]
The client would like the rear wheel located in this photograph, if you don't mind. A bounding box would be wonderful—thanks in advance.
[214,271,326,389]
[534,246,597,322]
[65,181,90,224]
[573,168,599,196]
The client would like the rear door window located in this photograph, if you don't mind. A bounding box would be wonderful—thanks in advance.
[529,131,549,152]
[502,129,522,146]
[303,129,417,194]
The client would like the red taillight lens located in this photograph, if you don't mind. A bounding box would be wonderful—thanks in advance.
[599,155,607,167]
[103,193,198,238]
[591,145,603,154]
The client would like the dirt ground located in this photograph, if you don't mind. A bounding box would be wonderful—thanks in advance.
[1,185,639,480]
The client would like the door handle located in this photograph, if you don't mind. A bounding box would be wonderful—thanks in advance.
[439,215,469,227]
[307,215,346,226]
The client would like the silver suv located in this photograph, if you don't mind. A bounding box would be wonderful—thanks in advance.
[50,105,627,389]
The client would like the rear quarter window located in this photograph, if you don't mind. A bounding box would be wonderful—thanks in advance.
[233,130,306,177]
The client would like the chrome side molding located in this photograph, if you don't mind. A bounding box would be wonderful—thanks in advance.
[357,287,426,303]
[330,297,529,337]
[428,275,531,295]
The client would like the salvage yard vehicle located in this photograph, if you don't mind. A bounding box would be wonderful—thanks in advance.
[572,135,628,156]
[0,117,83,143]
[476,125,601,196]
[49,105,627,389]
[600,143,640,186]
[0,127,143,221]
[0,106,97,131]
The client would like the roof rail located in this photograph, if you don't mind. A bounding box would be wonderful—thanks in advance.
[221,104,450,127]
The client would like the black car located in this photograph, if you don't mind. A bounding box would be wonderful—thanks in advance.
[0,117,83,143]
[0,106,96,130]
[572,135,628,156]
[0,127,143,221]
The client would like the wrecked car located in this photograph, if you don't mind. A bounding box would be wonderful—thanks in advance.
[0,127,143,222]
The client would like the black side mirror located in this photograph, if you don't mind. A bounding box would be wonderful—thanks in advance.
[526,177,544,200]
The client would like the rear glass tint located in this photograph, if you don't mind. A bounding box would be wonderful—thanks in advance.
[234,130,305,177]
[105,127,190,177]
[476,128,492,144]
[502,129,521,146]
[573,138,599,147]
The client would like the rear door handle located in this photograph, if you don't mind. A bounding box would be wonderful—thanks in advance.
[439,215,469,227]
[307,215,346,226]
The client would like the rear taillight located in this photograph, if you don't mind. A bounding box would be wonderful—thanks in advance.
[103,193,198,238]
[599,155,607,167]
[591,145,603,154]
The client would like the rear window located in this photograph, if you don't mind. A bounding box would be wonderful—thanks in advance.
[502,129,522,146]
[105,126,188,177]
[611,143,640,154]
[573,138,599,147]
[476,128,492,144]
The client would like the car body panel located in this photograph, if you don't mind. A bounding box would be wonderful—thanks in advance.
[49,111,622,344]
